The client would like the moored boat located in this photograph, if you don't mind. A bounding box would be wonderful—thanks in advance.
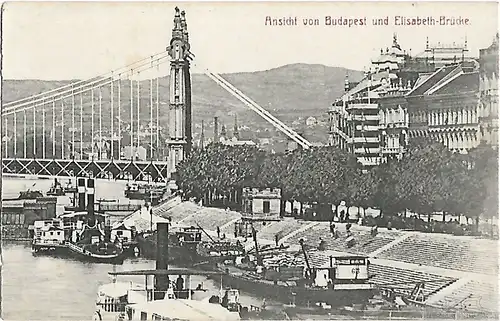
[124,182,166,205]
[4,187,44,201]
[201,238,377,308]
[93,221,241,321]
[32,178,126,264]
[31,219,68,255]
[46,178,65,196]
[66,241,124,265]
[65,178,125,264]
[135,224,245,265]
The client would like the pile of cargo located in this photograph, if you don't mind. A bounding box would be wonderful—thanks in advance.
[263,253,305,268]
[262,253,305,281]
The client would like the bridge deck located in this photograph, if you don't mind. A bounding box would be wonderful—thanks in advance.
[2,158,169,182]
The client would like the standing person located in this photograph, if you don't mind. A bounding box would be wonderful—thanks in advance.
[275,233,279,247]
[217,226,221,239]
[329,223,335,237]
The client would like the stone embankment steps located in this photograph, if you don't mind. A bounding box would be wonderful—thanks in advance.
[140,200,498,313]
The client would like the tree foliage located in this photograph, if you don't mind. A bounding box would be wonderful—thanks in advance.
[175,139,498,221]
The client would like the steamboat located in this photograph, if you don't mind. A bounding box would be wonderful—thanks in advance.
[136,223,245,265]
[4,183,44,201]
[94,222,241,321]
[124,182,167,205]
[203,237,377,308]
[46,178,64,196]
[31,178,126,264]
[47,178,78,196]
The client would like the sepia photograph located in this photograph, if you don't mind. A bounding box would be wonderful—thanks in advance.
[0,1,498,320]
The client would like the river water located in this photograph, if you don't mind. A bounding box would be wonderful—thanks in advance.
[1,177,265,320]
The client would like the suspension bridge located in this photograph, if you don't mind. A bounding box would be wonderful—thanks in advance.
[1,7,311,182]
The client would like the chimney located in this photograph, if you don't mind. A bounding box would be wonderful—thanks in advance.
[233,114,239,140]
[154,221,170,300]
[221,124,227,140]
[86,178,95,221]
[200,120,205,149]
[214,117,219,143]
[77,178,86,211]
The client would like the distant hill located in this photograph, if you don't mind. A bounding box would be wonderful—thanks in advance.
[2,63,363,145]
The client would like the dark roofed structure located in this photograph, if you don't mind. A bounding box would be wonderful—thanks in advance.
[433,72,479,95]
[408,65,461,97]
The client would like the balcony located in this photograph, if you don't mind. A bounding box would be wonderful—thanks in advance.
[352,136,379,143]
[355,125,380,131]
[346,103,378,110]
[354,147,381,154]
[351,115,379,121]
[381,146,405,154]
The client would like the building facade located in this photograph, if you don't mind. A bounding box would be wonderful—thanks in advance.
[406,62,480,153]
[329,34,497,164]
[478,33,499,147]
[329,35,413,166]
[242,187,281,219]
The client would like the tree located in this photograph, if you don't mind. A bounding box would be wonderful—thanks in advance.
[368,159,406,217]
[399,137,466,221]
[466,144,499,223]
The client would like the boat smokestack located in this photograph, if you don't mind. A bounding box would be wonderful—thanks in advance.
[155,221,170,300]
[86,178,95,222]
[77,178,86,211]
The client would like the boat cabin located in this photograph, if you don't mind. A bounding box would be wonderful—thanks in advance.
[170,226,202,245]
[33,221,65,245]
[309,256,372,289]
[125,298,240,321]
[112,222,134,243]
[97,268,241,321]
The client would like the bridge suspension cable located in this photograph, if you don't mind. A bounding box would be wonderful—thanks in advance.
[3,51,169,109]
[190,56,312,149]
[2,52,170,116]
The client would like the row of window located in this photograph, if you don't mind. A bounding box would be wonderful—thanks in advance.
[2,213,25,225]
[410,108,479,126]
[379,108,408,125]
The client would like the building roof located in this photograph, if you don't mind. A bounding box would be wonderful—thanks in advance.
[407,65,460,96]
[432,72,479,95]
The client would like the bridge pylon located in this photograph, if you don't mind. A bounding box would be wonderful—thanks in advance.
[166,7,192,178]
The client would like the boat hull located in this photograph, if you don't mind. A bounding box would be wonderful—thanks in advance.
[31,242,69,257]
[135,235,200,264]
[203,265,376,307]
[67,243,126,264]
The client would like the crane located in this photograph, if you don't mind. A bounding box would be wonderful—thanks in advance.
[298,238,313,283]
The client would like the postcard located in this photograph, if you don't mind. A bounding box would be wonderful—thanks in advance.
[0,1,498,320]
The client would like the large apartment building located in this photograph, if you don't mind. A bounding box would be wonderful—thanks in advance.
[328,34,498,167]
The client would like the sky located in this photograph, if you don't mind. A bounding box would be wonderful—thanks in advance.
[1,1,498,80]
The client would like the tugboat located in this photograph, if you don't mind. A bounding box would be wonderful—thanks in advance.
[94,221,241,321]
[32,178,125,264]
[46,178,65,196]
[65,178,125,264]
